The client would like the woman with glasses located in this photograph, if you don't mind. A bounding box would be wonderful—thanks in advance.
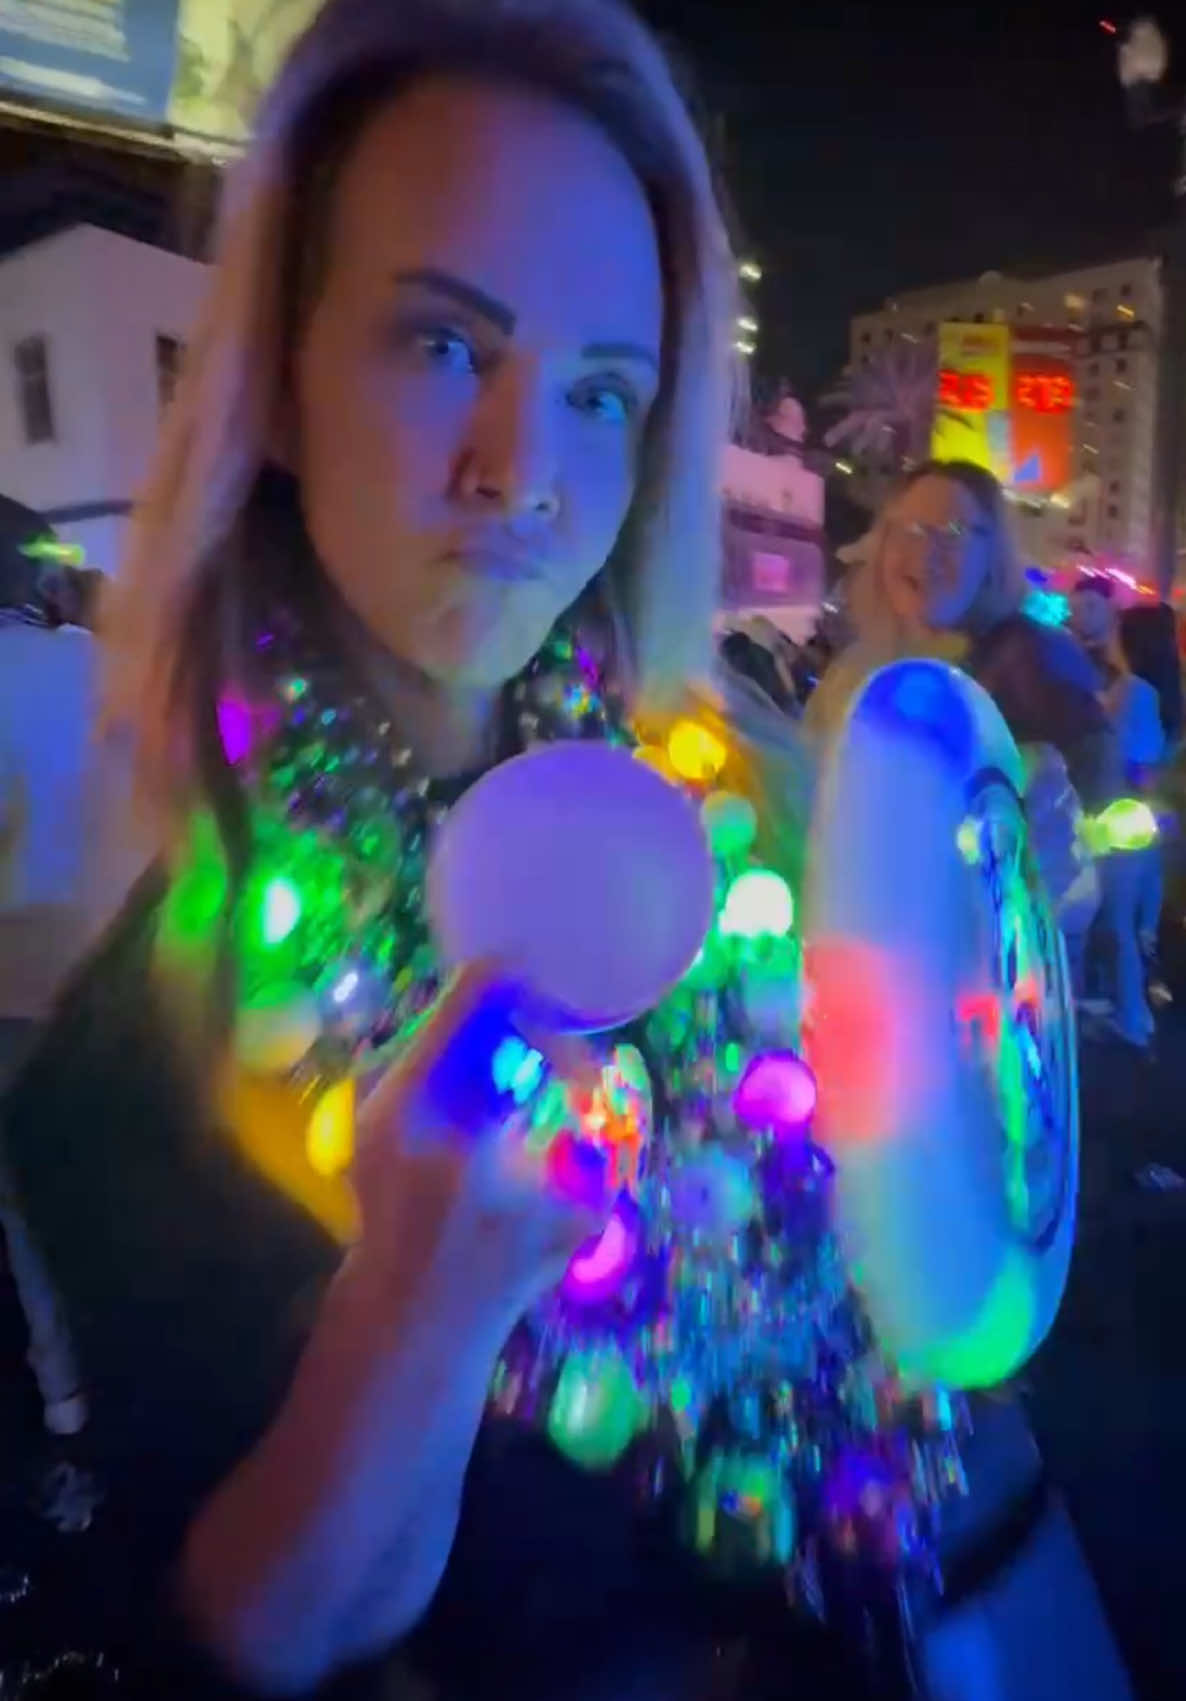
[809,461,1121,820]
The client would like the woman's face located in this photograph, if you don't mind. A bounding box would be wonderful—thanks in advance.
[878,474,992,632]
[290,76,663,689]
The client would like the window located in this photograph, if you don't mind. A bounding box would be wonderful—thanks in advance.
[156,334,183,409]
[1113,408,1127,425]
[1089,362,1099,378]
[1086,386,1099,402]
[13,335,54,443]
[1107,504,1120,519]
[860,329,872,346]
[972,311,985,323]
[1115,357,1128,374]
[1120,281,1132,297]
[1109,480,1121,494]
[1092,287,1105,302]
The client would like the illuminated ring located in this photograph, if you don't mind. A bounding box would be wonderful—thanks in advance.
[804,660,1078,1390]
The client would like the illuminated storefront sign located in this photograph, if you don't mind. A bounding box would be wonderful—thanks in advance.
[931,323,1076,496]
[0,0,320,143]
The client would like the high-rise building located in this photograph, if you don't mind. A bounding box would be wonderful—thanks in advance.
[847,257,1163,576]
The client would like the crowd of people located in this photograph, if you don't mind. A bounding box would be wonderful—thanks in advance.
[0,2,1178,1699]
[721,463,1182,1057]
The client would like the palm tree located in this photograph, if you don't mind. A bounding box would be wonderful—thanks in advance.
[821,337,939,473]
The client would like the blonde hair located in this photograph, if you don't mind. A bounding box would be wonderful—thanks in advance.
[108,0,742,836]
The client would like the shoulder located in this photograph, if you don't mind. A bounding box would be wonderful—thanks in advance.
[976,614,1098,695]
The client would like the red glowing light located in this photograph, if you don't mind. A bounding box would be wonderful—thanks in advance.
[1014,373,1074,414]
[1099,19,1117,36]
[938,367,994,412]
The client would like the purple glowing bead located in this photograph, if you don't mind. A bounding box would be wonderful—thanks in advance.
[821,1449,897,1523]
[217,693,254,766]
[733,1050,817,1140]
[562,1196,641,1306]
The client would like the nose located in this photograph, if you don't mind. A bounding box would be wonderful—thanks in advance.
[454,358,560,522]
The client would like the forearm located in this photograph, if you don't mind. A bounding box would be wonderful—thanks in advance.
[179,1249,505,1694]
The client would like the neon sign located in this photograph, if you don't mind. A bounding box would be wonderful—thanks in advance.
[1014,373,1074,414]
[938,367,993,411]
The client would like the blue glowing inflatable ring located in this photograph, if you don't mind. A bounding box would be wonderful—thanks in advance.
[805,660,1078,1390]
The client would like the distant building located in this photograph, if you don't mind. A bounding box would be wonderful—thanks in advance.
[0,223,205,575]
[848,258,1162,576]
[720,436,826,642]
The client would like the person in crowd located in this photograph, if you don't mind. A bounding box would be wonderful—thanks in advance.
[805,461,1116,995]
[0,7,1122,1700]
[1070,578,1164,1047]
[1118,601,1180,997]
[1119,599,1183,755]
[806,461,1121,811]
[1,557,152,1436]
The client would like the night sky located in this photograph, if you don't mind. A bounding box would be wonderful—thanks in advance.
[637,1,1180,406]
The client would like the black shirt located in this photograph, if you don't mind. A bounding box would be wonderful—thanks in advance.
[0,878,872,1701]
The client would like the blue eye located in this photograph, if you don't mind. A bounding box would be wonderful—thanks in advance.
[414,327,477,374]
[571,379,635,425]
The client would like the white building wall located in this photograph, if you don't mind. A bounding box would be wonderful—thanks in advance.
[0,225,206,576]
[848,257,1163,576]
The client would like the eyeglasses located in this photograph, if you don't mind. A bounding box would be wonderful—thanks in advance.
[886,518,991,556]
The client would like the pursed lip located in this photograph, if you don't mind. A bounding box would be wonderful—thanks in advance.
[442,543,546,583]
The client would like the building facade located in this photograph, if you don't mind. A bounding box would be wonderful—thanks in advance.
[848,257,1163,576]
[720,438,826,642]
[0,223,205,575]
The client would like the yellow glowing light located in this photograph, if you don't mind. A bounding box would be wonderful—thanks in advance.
[667,720,728,784]
[1117,303,1135,320]
[306,1078,356,1178]
[634,742,678,783]
[737,315,759,334]
[956,818,981,866]
[835,458,855,476]
[739,259,763,282]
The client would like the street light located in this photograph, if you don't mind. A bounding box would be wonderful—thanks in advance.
[1111,15,1185,596]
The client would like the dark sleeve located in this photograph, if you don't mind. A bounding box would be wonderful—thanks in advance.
[969,615,1123,809]
[0,875,341,1658]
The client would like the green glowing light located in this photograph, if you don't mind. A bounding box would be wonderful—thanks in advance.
[1083,798,1158,855]
[491,1035,546,1105]
[956,818,981,866]
[719,869,794,941]
[901,1252,1036,1390]
[547,1350,643,1470]
[261,876,302,946]
[1023,587,1069,628]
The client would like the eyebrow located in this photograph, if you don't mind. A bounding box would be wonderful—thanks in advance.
[393,267,516,335]
[581,339,660,373]
[392,268,658,371]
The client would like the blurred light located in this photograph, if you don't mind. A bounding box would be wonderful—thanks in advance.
[262,877,301,946]
[1117,303,1135,319]
[835,458,854,475]
[734,338,757,357]
[1099,19,1117,36]
[737,315,759,333]
[739,259,763,282]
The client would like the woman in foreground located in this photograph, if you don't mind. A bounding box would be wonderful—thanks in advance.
[0,4,1116,1698]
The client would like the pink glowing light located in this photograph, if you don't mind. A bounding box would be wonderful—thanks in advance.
[733,1049,817,1139]
[562,1200,640,1306]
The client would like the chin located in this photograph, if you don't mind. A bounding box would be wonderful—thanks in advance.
[412,605,555,692]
